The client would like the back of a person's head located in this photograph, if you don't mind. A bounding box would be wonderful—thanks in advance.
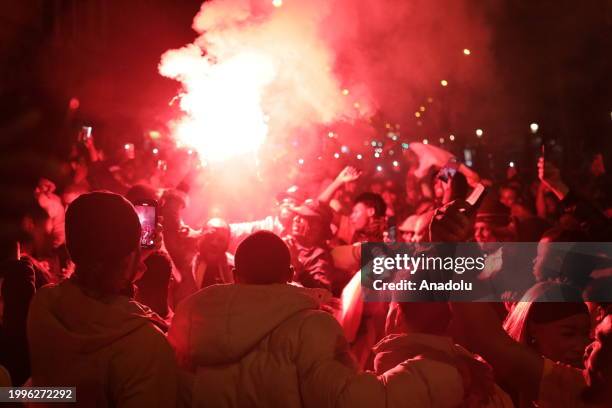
[584,277,612,308]
[125,183,158,205]
[66,191,141,293]
[504,282,587,343]
[234,231,291,284]
[398,302,451,335]
[354,192,387,217]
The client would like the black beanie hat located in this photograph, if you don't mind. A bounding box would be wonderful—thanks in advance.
[66,191,141,266]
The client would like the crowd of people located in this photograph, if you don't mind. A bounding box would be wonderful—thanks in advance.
[1,133,612,408]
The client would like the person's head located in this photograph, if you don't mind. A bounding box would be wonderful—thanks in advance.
[198,218,230,263]
[233,231,293,284]
[350,192,386,231]
[290,199,332,246]
[20,198,52,255]
[66,191,142,297]
[499,185,519,209]
[435,168,468,204]
[276,186,303,228]
[125,183,159,204]
[533,228,590,283]
[411,211,434,243]
[474,197,512,251]
[398,214,418,243]
[503,282,591,368]
[583,277,612,329]
[62,184,89,206]
[381,188,398,207]
[583,315,612,405]
[135,251,173,318]
[386,301,451,336]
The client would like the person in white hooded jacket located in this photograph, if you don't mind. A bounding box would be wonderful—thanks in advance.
[169,231,465,408]
[375,302,514,408]
[28,192,178,407]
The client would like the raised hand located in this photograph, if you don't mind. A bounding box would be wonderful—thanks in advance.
[335,166,361,184]
[537,157,569,200]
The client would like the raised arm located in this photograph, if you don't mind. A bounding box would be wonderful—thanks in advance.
[318,166,361,205]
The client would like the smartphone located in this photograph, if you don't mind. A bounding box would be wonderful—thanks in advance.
[78,126,93,142]
[437,166,457,183]
[462,183,487,216]
[134,200,157,249]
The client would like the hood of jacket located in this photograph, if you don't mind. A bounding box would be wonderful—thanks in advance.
[169,283,331,366]
[373,333,508,408]
[28,280,162,354]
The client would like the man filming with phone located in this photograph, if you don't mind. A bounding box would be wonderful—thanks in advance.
[27,191,178,407]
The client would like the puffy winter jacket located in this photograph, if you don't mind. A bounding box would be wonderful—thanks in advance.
[169,283,465,408]
[374,333,514,408]
[27,280,178,407]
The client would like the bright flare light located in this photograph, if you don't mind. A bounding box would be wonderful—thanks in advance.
[476,128,484,137]
[272,0,283,7]
[160,48,275,162]
[530,123,539,133]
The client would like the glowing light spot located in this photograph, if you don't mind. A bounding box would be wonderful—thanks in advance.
[401,143,409,149]
[298,158,304,165]
[374,152,381,158]
[441,80,448,87]
[392,160,399,167]
[69,97,80,110]
[124,143,131,150]
[272,0,283,7]
[530,123,539,133]
[423,139,429,144]
[439,137,445,144]
[356,154,363,160]
[476,129,484,137]
[152,148,159,155]
[334,152,340,159]
[371,141,377,147]
[449,134,455,141]
[463,48,471,55]
[328,131,335,138]
[160,50,275,162]
[354,102,360,109]
[149,130,161,139]
[419,106,426,112]
[509,161,515,168]
[415,112,421,118]
[385,123,391,129]
[342,89,349,96]
[341,145,349,153]
[427,97,434,103]
[376,165,383,172]
[187,149,194,155]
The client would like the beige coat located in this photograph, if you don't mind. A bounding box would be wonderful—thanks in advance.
[169,283,465,408]
[28,280,178,407]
